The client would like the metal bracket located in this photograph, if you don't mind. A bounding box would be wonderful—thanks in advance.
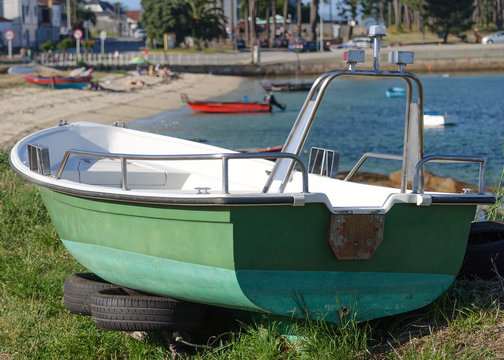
[343,50,365,71]
[308,147,339,178]
[327,213,385,260]
[27,143,51,176]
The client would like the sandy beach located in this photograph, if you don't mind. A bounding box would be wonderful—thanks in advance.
[0,72,247,149]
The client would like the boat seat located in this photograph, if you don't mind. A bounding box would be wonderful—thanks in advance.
[59,157,188,188]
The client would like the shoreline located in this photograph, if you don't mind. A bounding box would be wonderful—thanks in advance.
[0,72,247,149]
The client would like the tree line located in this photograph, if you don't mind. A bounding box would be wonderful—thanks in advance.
[140,0,504,48]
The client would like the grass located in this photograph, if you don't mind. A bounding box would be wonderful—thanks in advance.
[1,147,504,359]
[0,150,173,359]
[0,74,30,91]
[486,168,504,221]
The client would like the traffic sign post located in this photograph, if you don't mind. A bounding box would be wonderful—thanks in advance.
[100,30,107,55]
[73,29,83,59]
[4,30,14,59]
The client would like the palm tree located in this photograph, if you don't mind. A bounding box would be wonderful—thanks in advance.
[244,0,249,46]
[270,0,277,47]
[185,0,226,48]
[249,0,258,47]
[230,0,235,48]
[309,0,320,42]
[297,0,302,36]
[265,0,271,46]
[283,0,288,35]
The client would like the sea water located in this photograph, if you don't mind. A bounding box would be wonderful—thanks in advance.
[130,74,504,186]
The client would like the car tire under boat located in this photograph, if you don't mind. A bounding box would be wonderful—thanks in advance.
[63,273,117,315]
[90,288,207,332]
[460,221,504,279]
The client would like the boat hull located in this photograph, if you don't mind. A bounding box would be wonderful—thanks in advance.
[187,101,271,113]
[23,75,91,89]
[39,186,475,323]
[260,82,313,92]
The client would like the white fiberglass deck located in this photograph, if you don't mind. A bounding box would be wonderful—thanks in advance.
[12,122,405,210]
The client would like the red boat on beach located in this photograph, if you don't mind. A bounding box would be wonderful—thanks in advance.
[181,93,285,113]
[23,69,92,89]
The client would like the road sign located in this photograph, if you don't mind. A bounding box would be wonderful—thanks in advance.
[73,29,83,40]
[5,30,14,59]
[100,30,107,40]
[4,30,14,41]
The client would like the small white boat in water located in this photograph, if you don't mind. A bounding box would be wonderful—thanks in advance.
[424,110,447,127]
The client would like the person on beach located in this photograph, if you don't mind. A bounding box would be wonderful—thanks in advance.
[474,27,481,43]
[20,47,26,64]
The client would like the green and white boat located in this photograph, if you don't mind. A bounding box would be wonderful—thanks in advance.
[10,27,495,324]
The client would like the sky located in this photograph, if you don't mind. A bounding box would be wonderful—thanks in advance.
[120,0,349,20]
[121,0,142,10]
[120,0,338,12]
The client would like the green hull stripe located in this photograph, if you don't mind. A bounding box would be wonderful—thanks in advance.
[62,240,260,311]
[236,270,454,323]
[40,188,235,269]
[63,240,453,323]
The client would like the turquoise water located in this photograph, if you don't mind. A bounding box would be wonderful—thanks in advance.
[130,74,504,186]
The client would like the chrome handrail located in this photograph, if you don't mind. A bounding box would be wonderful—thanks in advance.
[263,69,424,194]
[345,153,403,181]
[55,149,309,193]
[412,155,487,194]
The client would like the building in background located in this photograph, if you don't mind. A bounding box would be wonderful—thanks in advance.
[3,0,39,47]
[37,0,64,44]
[0,16,13,49]
[125,9,140,37]
[85,0,128,37]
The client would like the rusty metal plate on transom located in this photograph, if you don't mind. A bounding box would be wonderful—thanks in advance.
[327,213,385,260]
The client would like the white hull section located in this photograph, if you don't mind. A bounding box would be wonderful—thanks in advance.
[10,122,429,214]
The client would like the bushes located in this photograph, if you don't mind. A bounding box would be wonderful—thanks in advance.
[57,38,76,52]
[39,40,56,52]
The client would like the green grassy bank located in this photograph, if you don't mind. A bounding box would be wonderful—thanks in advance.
[1,148,503,359]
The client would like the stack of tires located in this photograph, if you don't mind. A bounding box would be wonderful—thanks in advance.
[460,220,504,279]
[63,273,206,332]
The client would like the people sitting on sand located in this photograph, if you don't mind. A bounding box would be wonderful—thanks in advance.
[157,66,179,79]
[84,81,104,91]
[126,79,145,87]
[135,67,147,76]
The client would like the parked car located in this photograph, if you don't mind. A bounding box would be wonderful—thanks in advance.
[273,37,289,48]
[236,38,246,49]
[288,37,306,52]
[338,36,372,49]
[303,41,331,52]
[134,29,147,40]
[481,30,504,44]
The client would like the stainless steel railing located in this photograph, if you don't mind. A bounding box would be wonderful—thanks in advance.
[345,152,487,194]
[412,155,487,194]
[345,153,403,181]
[55,149,309,193]
[262,69,424,194]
